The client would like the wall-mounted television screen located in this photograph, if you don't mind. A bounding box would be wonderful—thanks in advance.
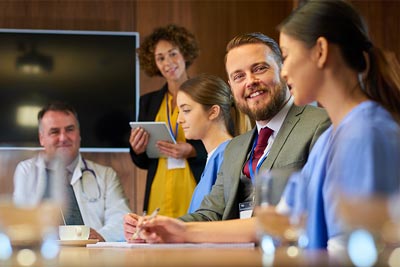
[0,29,139,151]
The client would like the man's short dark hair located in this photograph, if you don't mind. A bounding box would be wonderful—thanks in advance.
[38,101,79,131]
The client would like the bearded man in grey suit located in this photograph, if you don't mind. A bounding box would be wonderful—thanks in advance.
[179,32,330,221]
[123,33,330,238]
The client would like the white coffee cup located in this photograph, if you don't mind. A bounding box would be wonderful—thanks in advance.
[59,225,90,240]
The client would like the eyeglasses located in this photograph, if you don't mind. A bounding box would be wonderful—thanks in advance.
[80,158,101,202]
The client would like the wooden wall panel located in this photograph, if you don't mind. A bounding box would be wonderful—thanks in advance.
[0,0,136,31]
[352,0,400,59]
[291,0,400,59]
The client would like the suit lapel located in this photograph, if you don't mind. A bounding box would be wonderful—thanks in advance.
[241,129,257,166]
[230,129,256,177]
[223,128,255,218]
[261,105,305,171]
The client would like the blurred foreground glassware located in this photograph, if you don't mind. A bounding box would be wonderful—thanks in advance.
[254,169,308,266]
[338,193,400,267]
[0,153,65,266]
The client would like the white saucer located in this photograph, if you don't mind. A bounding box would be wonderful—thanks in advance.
[58,239,99,246]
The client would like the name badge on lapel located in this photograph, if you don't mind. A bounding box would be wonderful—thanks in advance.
[239,201,254,219]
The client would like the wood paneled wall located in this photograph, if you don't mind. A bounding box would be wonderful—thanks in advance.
[352,0,400,57]
[0,0,399,213]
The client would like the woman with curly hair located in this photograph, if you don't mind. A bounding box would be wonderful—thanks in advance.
[129,24,207,218]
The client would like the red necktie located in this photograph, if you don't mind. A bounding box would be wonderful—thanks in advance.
[243,127,273,178]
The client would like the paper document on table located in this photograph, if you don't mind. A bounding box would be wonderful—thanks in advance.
[87,242,255,249]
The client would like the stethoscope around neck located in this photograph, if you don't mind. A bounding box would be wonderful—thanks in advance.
[80,158,101,202]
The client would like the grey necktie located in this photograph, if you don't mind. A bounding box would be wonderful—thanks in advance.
[64,171,84,225]
[43,168,53,200]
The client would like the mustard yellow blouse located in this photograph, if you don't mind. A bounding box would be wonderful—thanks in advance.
[147,92,197,217]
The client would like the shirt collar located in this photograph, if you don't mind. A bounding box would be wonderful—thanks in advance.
[66,155,80,174]
[256,95,294,135]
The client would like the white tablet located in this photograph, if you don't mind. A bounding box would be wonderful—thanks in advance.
[129,122,176,158]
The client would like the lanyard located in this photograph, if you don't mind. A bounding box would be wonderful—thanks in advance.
[166,93,178,140]
[248,134,270,184]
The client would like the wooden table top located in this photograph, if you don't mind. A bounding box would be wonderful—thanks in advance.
[55,246,337,267]
[7,243,398,266]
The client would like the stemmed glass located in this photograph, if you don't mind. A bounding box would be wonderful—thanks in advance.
[254,168,308,263]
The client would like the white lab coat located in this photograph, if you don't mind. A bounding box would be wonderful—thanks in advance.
[13,153,131,241]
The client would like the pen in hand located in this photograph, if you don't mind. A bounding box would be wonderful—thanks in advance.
[131,208,160,240]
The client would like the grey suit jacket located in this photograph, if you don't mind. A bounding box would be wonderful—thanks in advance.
[180,104,330,222]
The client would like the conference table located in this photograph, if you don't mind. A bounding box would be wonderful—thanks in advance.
[56,245,336,267]
[7,243,399,266]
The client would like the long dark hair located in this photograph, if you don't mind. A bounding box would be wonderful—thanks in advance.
[278,0,400,122]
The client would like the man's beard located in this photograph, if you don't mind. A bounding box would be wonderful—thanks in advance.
[236,82,287,122]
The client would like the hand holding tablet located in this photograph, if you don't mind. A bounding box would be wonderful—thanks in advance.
[129,122,176,158]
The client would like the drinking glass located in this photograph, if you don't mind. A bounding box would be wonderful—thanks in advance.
[337,192,400,267]
[254,169,308,262]
[0,151,65,266]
